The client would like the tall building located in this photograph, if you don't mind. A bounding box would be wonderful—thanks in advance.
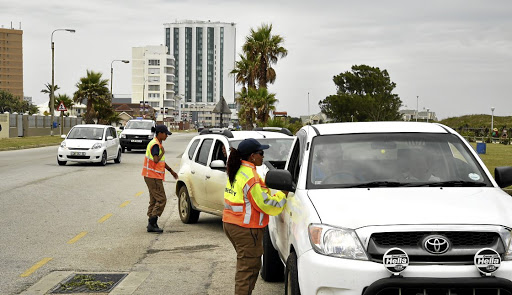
[0,27,23,100]
[131,45,176,122]
[163,20,236,106]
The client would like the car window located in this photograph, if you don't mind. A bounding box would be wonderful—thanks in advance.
[307,133,492,188]
[229,138,294,161]
[188,139,200,160]
[212,140,228,164]
[110,127,117,138]
[196,139,213,166]
[68,127,104,140]
[125,120,154,130]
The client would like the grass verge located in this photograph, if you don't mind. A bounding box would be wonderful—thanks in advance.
[0,136,63,151]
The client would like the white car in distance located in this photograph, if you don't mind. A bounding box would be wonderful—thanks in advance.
[57,124,122,166]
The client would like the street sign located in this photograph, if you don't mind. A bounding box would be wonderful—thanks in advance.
[57,101,67,111]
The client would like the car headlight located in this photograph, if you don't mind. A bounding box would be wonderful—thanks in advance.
[503,229,512,260]
[120,134,126,138]
[308,224,368,260]
[60,141,66,148]
[91,143,103,149]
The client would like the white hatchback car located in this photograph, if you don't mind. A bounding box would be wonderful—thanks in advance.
[263,122,512,294]
[176,127,295,224]
[57,124,122,166]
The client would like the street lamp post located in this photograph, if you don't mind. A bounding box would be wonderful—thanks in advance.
[110,59,129,101]
[416,95,419,122]
[426,108,430,123]
[491,107,495,135]
[50,28,75,136]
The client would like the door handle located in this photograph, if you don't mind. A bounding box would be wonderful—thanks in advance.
[205,175,211,179]
[191,171,195,174]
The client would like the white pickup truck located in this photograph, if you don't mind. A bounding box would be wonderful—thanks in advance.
[262,122,512,295]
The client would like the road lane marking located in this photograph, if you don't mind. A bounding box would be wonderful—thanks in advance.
[120,201,131,208]
[98,213,113,223]
[67,232,87,244]
[20,257,52,277]
[135,191,143,198]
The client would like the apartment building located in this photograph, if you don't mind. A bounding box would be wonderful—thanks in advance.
[0,27,23,100]
[131,45,176,122]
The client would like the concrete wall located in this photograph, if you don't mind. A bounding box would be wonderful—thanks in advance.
[0,114,8,139]
[1,113,83,138]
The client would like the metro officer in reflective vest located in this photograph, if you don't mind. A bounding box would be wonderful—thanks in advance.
[223,138,288,294]
[142,125,178,233]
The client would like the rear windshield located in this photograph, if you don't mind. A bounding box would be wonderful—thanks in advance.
[308,133,492,189]
[125,121,153,130]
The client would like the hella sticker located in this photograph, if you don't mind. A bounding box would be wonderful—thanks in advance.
[383,248,409,275]
[474,248,501,275]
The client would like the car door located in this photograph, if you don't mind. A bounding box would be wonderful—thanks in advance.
[205,139,229,213]
[106,127,117,158]
[189,138,214,209]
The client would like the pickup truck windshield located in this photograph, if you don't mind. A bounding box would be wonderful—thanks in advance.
[125,121,153,130]
[307,133,492,189]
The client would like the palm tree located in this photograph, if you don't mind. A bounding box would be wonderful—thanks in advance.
[242,23,288,89]
[41,83,60,108]
[73,70,110,124]
[252,87,278,123]
[230,53,258,91]
[236,88,257,129]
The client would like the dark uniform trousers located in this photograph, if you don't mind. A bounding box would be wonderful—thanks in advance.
[223,222,264,295]
[144,176,167,217]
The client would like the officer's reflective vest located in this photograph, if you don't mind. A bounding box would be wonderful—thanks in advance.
[142,138,166,180]
[223,160,287,228]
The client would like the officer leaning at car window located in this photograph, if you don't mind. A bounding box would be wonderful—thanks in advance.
[223,138,288,295]
[141,125,178,233]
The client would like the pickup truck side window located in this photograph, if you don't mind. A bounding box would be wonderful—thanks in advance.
[288,130,306,183]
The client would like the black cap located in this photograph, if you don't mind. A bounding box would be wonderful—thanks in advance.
[237,138,269,155]
[155,125,172,135]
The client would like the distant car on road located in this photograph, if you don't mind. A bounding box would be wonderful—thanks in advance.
[57,124,121,166]
[119,119,156,152]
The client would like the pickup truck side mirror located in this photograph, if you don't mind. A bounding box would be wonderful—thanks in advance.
[265,170,295,192]
[495,166,512,188]
[210,160,226,170]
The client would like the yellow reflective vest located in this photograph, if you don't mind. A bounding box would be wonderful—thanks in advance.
[223,160,287,228]
[142,138,166,180]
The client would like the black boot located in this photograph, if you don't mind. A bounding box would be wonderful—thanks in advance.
[147,216,163,233]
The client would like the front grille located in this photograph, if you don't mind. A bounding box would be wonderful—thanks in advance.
[125,135,149,139]
[372,232,497,247]
[368,231,503,264]
[375,288,511,295]
[68,148,89,151]
[67,156,90,159]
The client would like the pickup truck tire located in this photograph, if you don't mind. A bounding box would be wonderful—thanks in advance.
[285,252,301,295]
[178,186,200,224]
[260,227,284,282]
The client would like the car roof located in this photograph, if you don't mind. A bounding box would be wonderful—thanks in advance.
[73,124,111,129]
[229,131,294,140]
[127,119,155,123]
[309,122,451,136]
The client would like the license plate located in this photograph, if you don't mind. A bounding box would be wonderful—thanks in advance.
[71,152,85,156]
[131,140,143,143]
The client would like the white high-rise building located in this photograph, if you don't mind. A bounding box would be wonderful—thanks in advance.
[131,45,175,122]
[164,20,236,106]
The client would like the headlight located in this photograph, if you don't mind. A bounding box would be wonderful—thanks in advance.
[120,134,126,138]
[308,224,368,260]
[503,229,512,260]
[60,141,66,148]
[91,143,103,149]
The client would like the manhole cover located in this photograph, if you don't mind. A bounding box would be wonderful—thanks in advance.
[50,273,127,294]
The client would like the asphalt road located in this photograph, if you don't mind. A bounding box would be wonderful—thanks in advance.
[0,132,284,294]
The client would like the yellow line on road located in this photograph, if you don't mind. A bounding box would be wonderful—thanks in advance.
[98,213,113,223]
[135,191,143,198]
[20,257,52,277]
[67,232,87,244]
[120,201,131,208]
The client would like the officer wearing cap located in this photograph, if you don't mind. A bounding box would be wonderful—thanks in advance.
[142,125,178,233]
[223,138,288,294]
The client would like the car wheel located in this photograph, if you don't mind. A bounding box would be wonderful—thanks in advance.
[121,146,125,153]
[285,252,300,295]
[178,186,200,224]
[114,149,121,163]
[100,151,107,166]
[261,226,284,282]
[57,159,66,166]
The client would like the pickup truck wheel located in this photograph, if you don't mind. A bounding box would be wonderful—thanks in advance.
[260,227,284,282]
[178,186,200,224]
[285,252,300,295]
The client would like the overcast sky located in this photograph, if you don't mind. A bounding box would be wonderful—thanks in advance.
[2,0,511,120]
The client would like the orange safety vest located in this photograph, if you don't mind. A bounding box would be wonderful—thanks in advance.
[142,138,166,180]
[223,161,287,228]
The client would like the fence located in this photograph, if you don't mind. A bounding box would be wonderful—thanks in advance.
[0,113,83,138]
